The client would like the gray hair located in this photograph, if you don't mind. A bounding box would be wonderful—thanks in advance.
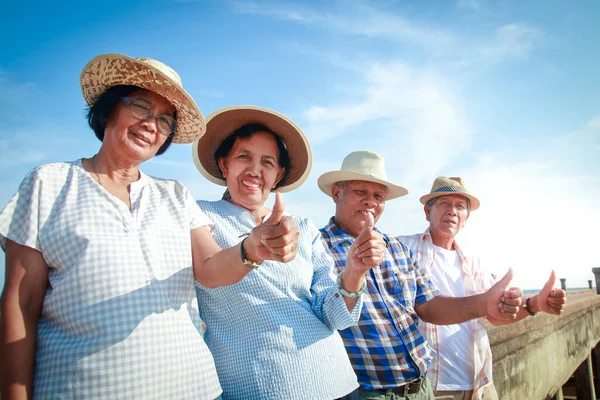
[426,196,471,211]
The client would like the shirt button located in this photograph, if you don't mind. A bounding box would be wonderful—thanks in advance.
[335,293,339,298]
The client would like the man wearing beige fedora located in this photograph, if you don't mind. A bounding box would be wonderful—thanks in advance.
[318,151,525,400]
[398,177,567,400]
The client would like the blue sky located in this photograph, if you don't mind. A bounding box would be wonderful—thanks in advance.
[1,0,599,292]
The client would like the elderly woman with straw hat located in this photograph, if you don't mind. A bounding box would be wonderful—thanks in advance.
[191,106,366,400]
[0,54,226,399]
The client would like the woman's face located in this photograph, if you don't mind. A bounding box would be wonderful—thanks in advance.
[103,90,175,164]
[218,131,286,213]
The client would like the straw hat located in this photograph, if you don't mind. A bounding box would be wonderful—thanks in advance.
[192,106,312,193]
[80,53,205,144]
[419,176,480,210]
[318,151,408,200]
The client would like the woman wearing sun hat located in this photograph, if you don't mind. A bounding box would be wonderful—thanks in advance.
[0,54,224,399]
[191,106,363,400]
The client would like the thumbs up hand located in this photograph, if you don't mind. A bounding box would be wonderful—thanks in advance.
[247,193,299,263]
[532,271,567,315]
[347,212,386,272]
[485,268,523,320]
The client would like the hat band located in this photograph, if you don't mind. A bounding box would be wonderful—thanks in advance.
[431,185,468,194]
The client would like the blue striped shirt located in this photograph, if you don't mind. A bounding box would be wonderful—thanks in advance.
[320,217,440,390]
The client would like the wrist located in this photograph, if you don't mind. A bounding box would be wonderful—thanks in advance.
[341,266,366,291]
[337,270,367,298]
[240,237,262,269]
[528,295,541,313]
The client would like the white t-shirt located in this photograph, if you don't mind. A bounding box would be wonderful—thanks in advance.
[429,245,474,391]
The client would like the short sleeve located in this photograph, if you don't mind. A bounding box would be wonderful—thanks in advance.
[0,168,44,252]
[411,250,440,305]
[183,186,214,232]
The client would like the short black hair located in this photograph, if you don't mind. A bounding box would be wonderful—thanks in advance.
[214,124,290,189]
[86,85,174,156]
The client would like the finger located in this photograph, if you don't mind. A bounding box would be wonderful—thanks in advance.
[547,296,566,305]
[358,257,381,268]
[541,270,557,293]
[503,287,523,299]
[353,238,385,256]
[549,289,567,298]
[356,212,375,241]
[494,268,514,290]
[261,217,296,241]
[500,308,518,319]
[264,192,285,225]
[500,296,522,307]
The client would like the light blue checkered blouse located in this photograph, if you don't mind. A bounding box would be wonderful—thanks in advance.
[195,200,360,400]
[0,161,221,399]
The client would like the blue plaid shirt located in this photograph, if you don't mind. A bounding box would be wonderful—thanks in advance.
[320,217,440,390]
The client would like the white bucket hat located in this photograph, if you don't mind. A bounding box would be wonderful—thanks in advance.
[80,53,205,144]
[318,151,408,200]
[420,176,480,210]
[192,105,312,193]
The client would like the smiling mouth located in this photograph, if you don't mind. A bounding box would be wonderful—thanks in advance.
[242,180,261,189]
[131,132,152,145]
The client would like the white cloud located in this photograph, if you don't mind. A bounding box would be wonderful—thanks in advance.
[457,0,481,11]
[587,115,600,128]
[303,61,472,184]
[231,1,542,65]
[476,24,543,62]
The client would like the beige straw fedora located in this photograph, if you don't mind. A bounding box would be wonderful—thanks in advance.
[318,151,408,200]
[80,53,205,144]
[419,176,480,210]
[192,105,312,193]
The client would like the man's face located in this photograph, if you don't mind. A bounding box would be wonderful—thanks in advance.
[425,194,470,241]
[332,180,387,237]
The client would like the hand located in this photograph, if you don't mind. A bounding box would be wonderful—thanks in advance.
[347,212,385,273]
[534,270,567,315]
[485,269,523,320]
[247,193,299,263]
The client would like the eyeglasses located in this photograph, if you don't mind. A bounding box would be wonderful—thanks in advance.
[121,97,177,136]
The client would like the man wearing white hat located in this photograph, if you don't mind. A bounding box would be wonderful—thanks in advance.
[318,151,524,400]
[398,177,567,400]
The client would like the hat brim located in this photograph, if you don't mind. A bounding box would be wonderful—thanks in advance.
[192,106,312,193]
[80,54,205,144]
[420,192,480,210]
[318,171,408,200]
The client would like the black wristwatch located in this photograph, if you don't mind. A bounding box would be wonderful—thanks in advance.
[240,237,261,269]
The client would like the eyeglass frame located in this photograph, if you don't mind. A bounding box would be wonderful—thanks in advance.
[121,97,177,136]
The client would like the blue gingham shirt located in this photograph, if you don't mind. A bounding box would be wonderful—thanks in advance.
[195,200,361,400]
[320,217,440,390]
[0,160,221,399]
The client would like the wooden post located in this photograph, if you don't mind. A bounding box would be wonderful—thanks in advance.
[593,345,600,397]
[551,387,564,400]
[593,267,600,294]
[574,354,596,400]
[590,280,594,289]
[560,278,567,291]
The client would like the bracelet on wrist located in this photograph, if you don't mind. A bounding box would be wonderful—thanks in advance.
[523,297,537,316]
[336,270,367,298]
[240,237,262,269]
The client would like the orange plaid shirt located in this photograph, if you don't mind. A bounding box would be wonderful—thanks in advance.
[398,229,496,399]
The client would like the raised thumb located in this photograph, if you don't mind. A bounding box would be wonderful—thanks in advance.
[495,268,514,290]
[541,270,557,293]
[357,212,375,238]
[265,192,285,225]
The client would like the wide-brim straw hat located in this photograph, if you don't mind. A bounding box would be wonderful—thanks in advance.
[318,151,408,200]
[192,106,312,193]
[80,53,205,144]
[420,176,480,210]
